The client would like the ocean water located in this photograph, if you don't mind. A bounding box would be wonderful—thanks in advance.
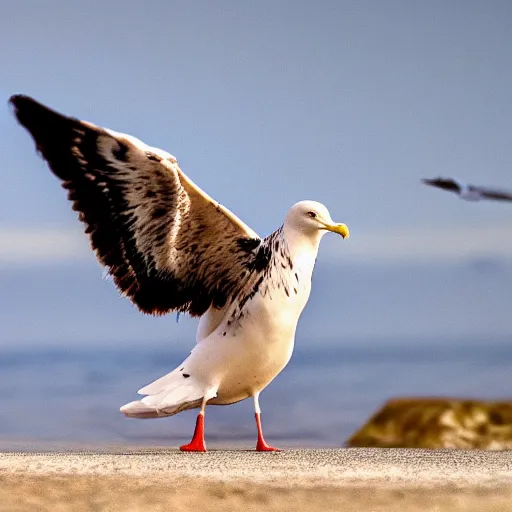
[1,339,511,449]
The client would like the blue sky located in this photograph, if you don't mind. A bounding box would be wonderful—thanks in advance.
[1,1,512,346]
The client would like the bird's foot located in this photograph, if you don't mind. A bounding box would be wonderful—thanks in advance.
[180,440,207,452]
[180,412,207,452]
[256,440,280,452]
[254,412,280,451]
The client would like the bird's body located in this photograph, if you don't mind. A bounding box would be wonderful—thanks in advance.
[126,222,317,417]
[10,94,349,451]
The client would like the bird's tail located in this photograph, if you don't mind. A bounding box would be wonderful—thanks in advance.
[120,367,210,419]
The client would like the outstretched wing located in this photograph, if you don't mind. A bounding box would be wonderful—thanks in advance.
[421,177,461,193]
[472,186,512,202]
[10,95,261,316]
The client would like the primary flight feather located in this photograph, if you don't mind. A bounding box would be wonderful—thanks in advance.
[10,94,349,451]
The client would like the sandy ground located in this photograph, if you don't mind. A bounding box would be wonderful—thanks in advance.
[1,448,512,511]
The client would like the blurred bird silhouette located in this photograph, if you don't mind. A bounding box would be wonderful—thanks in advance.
[422,177,512,202]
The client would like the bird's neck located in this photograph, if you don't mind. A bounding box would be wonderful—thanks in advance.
[282,224,323,270]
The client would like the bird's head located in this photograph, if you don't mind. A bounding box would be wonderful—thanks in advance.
[284,200,349,240]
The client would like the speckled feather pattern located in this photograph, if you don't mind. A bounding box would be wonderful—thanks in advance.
[11,95,347,427]
[226,226,296,327]
[10,95,267,317]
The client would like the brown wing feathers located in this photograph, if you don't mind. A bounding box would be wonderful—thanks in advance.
[10,95,261,316]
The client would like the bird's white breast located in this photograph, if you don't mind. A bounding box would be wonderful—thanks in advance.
[190,260,314,404]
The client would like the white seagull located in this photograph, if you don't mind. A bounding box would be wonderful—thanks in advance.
[422,177,512,202]
[10,95,349,452]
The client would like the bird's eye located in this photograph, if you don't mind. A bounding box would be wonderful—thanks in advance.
[307,211,317,218]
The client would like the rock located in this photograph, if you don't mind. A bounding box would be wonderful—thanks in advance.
[347,398,512,449]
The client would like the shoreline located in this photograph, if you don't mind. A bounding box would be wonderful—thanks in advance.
[2,448,512,511]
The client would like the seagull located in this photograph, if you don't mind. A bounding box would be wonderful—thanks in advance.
[10,95,349,452]
[422,177,512,202]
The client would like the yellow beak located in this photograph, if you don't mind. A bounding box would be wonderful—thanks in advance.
[323,222,350,239]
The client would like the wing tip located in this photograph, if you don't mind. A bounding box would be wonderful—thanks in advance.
[8,93,39,115]
[8,93,29,106]
[120,400,161,419]
[9,94,65,137]
[9,94,31,121]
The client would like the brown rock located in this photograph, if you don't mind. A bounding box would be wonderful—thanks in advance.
[347,398,512,449]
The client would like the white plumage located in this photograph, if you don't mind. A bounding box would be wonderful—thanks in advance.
[122,201,333,416]
[10,94,349,451]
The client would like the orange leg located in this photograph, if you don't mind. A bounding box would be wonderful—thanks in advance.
[254,393,280,452]
[180,412,207,452]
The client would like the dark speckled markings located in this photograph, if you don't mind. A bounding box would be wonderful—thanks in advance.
[9,95,280,319]
[11,95,305,347]
[145,151,162,162]
[227,227,297,327]
[112,141,129,162]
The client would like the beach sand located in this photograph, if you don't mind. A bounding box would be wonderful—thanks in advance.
[1,447,512,511]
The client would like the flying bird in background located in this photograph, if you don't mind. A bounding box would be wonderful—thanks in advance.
[422,177,512,202]
[10,95,349,452]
